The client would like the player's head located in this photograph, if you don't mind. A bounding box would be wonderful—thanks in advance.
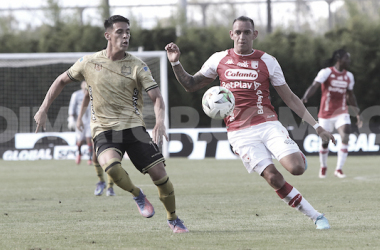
[330,49,350,69]
[230,16,258,55]
[104,15,131,51]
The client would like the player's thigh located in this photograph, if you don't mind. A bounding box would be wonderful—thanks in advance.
[335,114,351,131]
[125,127,165,174]
[232,142,273,174]
[264,121,300,162]
[93,130,124,166]
[318,117,334,133]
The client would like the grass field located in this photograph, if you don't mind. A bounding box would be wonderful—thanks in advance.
[1,156,380,250]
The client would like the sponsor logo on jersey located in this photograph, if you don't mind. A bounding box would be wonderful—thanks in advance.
[237,61,249,68]
[328,86,346,94]
[94,64,102,71]
[132,88,140,115]
[143,66,149,72]
[251,60,259,69]
[224,69,258,80]
[221,81,253,89]
[121,65,131,76]
[330,79,348,88]
[225,59,234,65]
[88,86,96,121]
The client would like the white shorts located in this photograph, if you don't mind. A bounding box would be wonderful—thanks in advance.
[228,121,300,175]
[75,123,91,142]
[318,113,351,133]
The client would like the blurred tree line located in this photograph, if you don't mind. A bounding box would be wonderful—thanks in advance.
[0,0,379,128]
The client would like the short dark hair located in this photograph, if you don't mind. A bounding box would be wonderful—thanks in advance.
[104,15,130,30]
[233,16,255,29]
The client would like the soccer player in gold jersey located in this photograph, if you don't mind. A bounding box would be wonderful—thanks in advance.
[34,15,188,233]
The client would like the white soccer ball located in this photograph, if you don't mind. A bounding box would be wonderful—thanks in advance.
[202,86,235,120]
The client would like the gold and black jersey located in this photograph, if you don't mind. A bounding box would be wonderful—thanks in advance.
[67,50,158,138]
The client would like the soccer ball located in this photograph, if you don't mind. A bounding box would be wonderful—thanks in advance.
[202,86,235,119]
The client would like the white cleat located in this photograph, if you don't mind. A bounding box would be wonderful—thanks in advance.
[334,169,346,178]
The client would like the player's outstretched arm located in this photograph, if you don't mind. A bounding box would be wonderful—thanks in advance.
[34,72,72,132]
[165,42,214,92]
[147,87,168,146]
[301,81,321,103]
[274,83,336,145]
[76,90,90,132]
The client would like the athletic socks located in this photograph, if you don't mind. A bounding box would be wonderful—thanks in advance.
[154,176,177,221]
[319,146,329,168]
[103,158,140,197]
[94,163,105,183]
[276,182,320,221]
[336,143,348,170]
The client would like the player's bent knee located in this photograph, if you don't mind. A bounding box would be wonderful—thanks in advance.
[103,158,124,181]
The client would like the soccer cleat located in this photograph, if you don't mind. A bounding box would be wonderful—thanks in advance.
[75,154,81,165]
[87,160,92,165]
[315,214,330,229]
[167,217,189,233]
[94,181,106,196]
[319,167,327,178]
[133,189,155,218]
[334,169,346,178]
[106,187,116,196]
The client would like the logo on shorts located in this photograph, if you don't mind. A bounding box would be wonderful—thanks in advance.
[284,138,295,144]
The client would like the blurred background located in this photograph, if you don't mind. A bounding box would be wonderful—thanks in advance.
[1,0,379,159]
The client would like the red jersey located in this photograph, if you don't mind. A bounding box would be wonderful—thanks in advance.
[314,67,355,119]
[200,49,287,132]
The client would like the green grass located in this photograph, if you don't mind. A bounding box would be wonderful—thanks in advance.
[1,156,380,250]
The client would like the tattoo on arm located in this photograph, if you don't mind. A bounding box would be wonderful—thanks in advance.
[173,65,210,92]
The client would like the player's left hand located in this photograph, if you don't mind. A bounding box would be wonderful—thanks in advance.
[356,114,363,128]
[152,122,168,146]
[34,109,47,132]
[316,126,336,145]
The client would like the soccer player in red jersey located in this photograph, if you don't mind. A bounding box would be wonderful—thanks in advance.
[302,49,362,178]
[166,16,335,229]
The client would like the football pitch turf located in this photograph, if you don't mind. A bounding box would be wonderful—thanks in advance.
[1,156,380,250]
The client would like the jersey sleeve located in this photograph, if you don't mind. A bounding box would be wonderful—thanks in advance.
[261,53,286,86]
[314,68,332,84]
[347,71,355,90]
[199,51,228,79]
[137,64,159,92]
[67,57,86,82]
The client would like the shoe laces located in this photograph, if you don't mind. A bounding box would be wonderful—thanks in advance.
[169,218,185,229]
[133,191,146,207]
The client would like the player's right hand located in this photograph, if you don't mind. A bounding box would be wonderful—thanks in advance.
[34,109,47,133]
[316,126,336,145]
[165,42,181,63]
[67,116,76,131]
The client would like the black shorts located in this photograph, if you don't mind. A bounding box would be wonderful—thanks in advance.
[93,126,165,174]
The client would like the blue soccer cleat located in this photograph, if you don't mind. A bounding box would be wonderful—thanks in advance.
[94,181,106,196]
[315,214,330,230]
[106,187,116,196]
